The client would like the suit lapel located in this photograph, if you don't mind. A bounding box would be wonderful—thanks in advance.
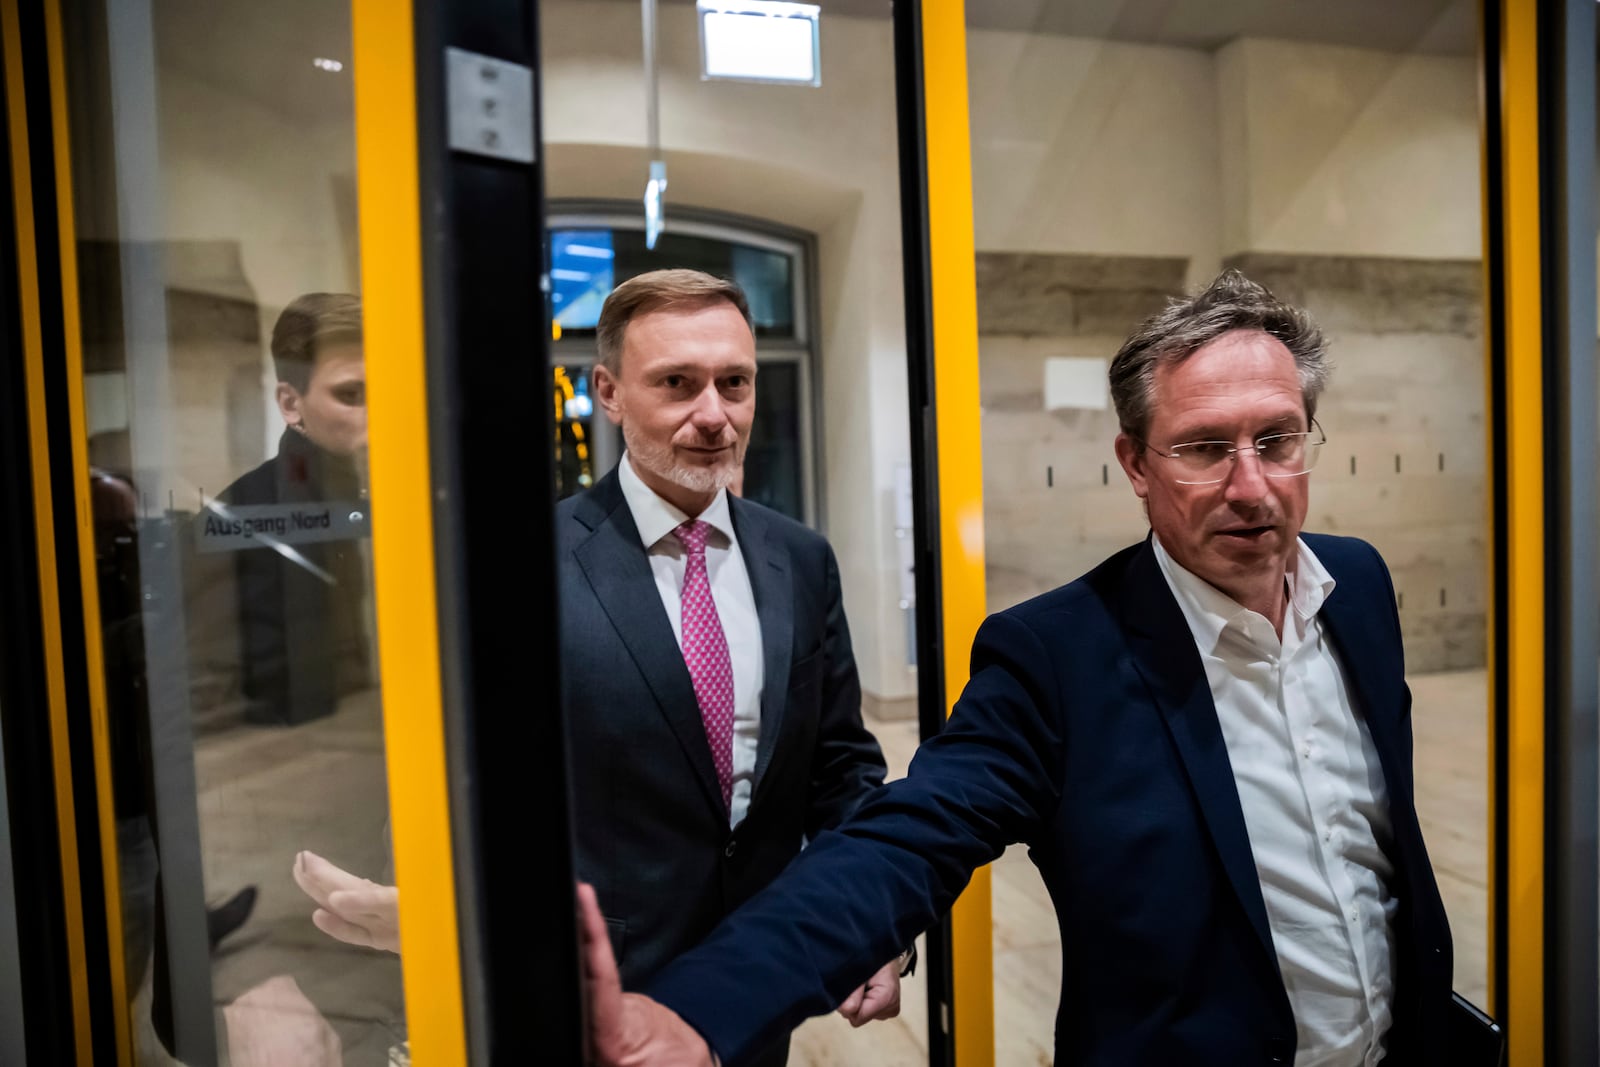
[1120,538,1280,973]
[732,497,793,795]
[571,475,724,818]
[1311,550,1411,810]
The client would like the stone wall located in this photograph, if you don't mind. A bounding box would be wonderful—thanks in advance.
[1227,254,1486,672]
[977,253,1184,614]
[978,251,1486,673]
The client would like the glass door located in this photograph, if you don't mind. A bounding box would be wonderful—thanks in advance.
[540,0,942,1062]
[947,0,1520,1061]
[0,0,579,1061]
[51,0,408,1061]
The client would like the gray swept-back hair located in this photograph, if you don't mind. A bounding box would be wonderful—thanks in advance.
[1108,269,1329,443]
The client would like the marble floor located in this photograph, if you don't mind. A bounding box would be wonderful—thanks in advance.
[145,670,1489,1065]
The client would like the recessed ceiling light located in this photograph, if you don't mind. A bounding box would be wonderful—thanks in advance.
[698,1,820,85]
[312,57,344,73]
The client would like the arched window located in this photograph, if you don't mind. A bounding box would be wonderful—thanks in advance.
[549,201,820,526]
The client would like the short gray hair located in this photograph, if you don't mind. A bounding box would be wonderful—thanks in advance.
[1108,269,1329,442]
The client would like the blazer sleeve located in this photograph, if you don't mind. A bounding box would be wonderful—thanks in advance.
[648,610,1066,1064]
[802,542,888,839]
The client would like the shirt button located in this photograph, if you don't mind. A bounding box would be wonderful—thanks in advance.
[724,839,737,858]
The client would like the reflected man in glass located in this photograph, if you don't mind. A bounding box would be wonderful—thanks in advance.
[191,292,373,729]
[183,292,389,1060]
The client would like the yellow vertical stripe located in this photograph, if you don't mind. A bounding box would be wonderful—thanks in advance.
[921,1,994,1063]
[0,3,93,1061]
[40,0,135,1059]
[352,1,469,1063]
[1497,1,1543,1063]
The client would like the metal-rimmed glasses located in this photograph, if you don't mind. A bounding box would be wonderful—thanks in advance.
[1137,420,1327,485]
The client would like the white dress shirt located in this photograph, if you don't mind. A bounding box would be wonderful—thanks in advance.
[619,454,765,830]
[1154,535,1399,1067]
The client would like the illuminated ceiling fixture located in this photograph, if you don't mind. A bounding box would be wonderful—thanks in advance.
[312,57,344,73]
[697,0,821,86]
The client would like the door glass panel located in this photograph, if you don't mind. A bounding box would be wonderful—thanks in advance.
[64,0,405,1061]
[964,1,1487,1057]
[542,1,927,1060]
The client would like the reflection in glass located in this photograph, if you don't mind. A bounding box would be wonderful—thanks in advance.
[188,294,373,730]
[65,0,404,1061]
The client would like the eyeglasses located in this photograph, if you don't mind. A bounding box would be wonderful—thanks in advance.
[1137,421,1327,485]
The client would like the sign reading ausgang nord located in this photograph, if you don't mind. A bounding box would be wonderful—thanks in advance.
[195,501,371,553]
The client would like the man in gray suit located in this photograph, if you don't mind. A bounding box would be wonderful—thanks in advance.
[296,269,904,1065]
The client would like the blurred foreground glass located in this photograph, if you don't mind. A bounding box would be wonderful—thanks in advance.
[64,0,405,1061]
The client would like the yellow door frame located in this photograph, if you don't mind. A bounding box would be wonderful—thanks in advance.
[1487,1,1545,1063]
[353,0,471,1062]
[919,2,995,1064]
[3,0,135,1060]
[1487,1,1600,1063]
[0,2,97,1060]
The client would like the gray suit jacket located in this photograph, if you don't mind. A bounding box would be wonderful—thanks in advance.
[560,468,887,999]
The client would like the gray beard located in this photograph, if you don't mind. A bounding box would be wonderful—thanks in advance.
[623,426,744,496]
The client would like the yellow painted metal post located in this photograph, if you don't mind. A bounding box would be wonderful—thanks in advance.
[1491,1,1544,1063]
[352,0,470,1062]
[37,0,136,1059]
[921,2,994,1063]
[0,4,96,1061]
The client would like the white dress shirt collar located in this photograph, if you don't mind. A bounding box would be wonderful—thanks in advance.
[618,452,736,551]
[1152,534,1336,652]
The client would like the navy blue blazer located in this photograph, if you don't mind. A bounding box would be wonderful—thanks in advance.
[648,533,1454,1066]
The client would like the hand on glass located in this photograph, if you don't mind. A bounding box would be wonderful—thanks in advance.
[578,882,716,1067]
[223,974,342,1067]
[835,958,902,1027]
[293,850,400,954]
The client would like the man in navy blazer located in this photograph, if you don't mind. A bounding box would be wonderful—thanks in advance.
[581,269,1454,1066]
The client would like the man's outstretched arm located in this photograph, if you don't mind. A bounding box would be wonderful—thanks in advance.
[644,611,1065,1062]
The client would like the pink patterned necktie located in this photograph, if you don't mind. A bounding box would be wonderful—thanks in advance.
[674,519,735,813]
